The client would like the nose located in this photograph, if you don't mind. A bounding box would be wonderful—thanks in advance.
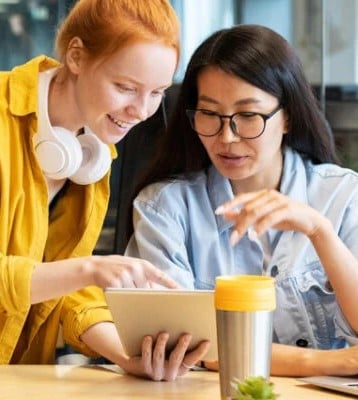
[126,94,151,122]
[219,118,241,144]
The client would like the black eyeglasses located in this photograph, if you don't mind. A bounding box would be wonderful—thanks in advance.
[185,104,282,139]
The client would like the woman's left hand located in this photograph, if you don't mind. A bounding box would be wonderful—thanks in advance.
[120,332,211,381]
[215,189,326,245]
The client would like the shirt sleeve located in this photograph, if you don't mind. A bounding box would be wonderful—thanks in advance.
[0,254,35,315]
[335,311,358,346]
[125,197,195,289]
[337,190,358,259]
[60,286,114,357]
[334,193,358,343]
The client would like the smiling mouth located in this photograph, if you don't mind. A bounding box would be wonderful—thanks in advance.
[108,114,133,129]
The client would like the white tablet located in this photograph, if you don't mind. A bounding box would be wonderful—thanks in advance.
[104,288,217,361]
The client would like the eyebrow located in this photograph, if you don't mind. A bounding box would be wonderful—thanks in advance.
[118,76,173,91]
[198,95,262,106]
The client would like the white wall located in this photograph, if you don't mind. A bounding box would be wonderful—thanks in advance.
[171,0,236,81]
[241,0,293,42]
[294,0,358,85]
[172,0,358,85]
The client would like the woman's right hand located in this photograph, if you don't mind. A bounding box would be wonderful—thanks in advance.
[31,255,177,304]
[86,255,178,289]
[310,345,358,376]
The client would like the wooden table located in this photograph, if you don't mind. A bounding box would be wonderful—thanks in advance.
[0,365,352,399]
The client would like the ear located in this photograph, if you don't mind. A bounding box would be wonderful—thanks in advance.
[66,37,85,74]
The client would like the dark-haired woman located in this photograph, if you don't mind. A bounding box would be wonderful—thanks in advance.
[126,24,358,376]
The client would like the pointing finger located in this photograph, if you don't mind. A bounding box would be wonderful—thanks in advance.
[144,263,178,289]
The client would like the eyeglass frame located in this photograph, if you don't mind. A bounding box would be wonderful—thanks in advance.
[185,104,282,139]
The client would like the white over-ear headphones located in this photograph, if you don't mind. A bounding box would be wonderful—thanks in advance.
[33,68,112,185]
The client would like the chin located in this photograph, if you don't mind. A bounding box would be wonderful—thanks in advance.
[216,166,249,180]
[111,132,130,144]
[224,169,255,184]
[100,129,128,144]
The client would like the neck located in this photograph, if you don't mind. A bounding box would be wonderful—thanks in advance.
[47,67,83,133]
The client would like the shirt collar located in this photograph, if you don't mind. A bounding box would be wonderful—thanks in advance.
[279,147,308,204]
[207,165,235,233]
[8,55,59,117]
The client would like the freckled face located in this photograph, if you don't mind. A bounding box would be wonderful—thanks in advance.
[72,42,177,144]
[195,66,288,192]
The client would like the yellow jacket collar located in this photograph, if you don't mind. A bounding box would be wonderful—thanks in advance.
[8,55,60,117]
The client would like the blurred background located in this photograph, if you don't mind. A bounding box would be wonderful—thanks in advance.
[1,0,357,253]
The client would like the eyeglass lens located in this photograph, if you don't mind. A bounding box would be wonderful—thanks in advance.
[192,111,266,138]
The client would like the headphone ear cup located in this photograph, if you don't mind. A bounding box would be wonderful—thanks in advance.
[70,133,112,185]
[34,126,83,180]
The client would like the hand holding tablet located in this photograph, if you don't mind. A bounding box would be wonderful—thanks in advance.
[104,288,217,361]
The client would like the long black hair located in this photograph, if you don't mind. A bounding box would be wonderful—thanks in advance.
[126,24,338,240]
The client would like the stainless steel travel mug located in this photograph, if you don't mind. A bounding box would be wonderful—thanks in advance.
[215,275,276,400]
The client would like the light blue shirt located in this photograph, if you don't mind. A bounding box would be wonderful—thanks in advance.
[125,147,358,350]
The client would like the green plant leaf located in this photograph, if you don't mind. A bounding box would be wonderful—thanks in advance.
[231,376,278,400]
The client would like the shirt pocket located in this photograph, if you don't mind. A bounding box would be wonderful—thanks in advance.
[294,262,338,348]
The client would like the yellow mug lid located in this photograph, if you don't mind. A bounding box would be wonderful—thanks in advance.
[215,275,276,311]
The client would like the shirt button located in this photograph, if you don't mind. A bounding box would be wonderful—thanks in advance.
[296,338,308,347]
[270,265,279,277]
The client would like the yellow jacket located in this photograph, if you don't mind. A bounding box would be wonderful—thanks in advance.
[0,56,116,364]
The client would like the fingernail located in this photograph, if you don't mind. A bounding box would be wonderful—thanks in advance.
[229,231,240,246]
[248,227,258,241]
[215,205,224,215]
